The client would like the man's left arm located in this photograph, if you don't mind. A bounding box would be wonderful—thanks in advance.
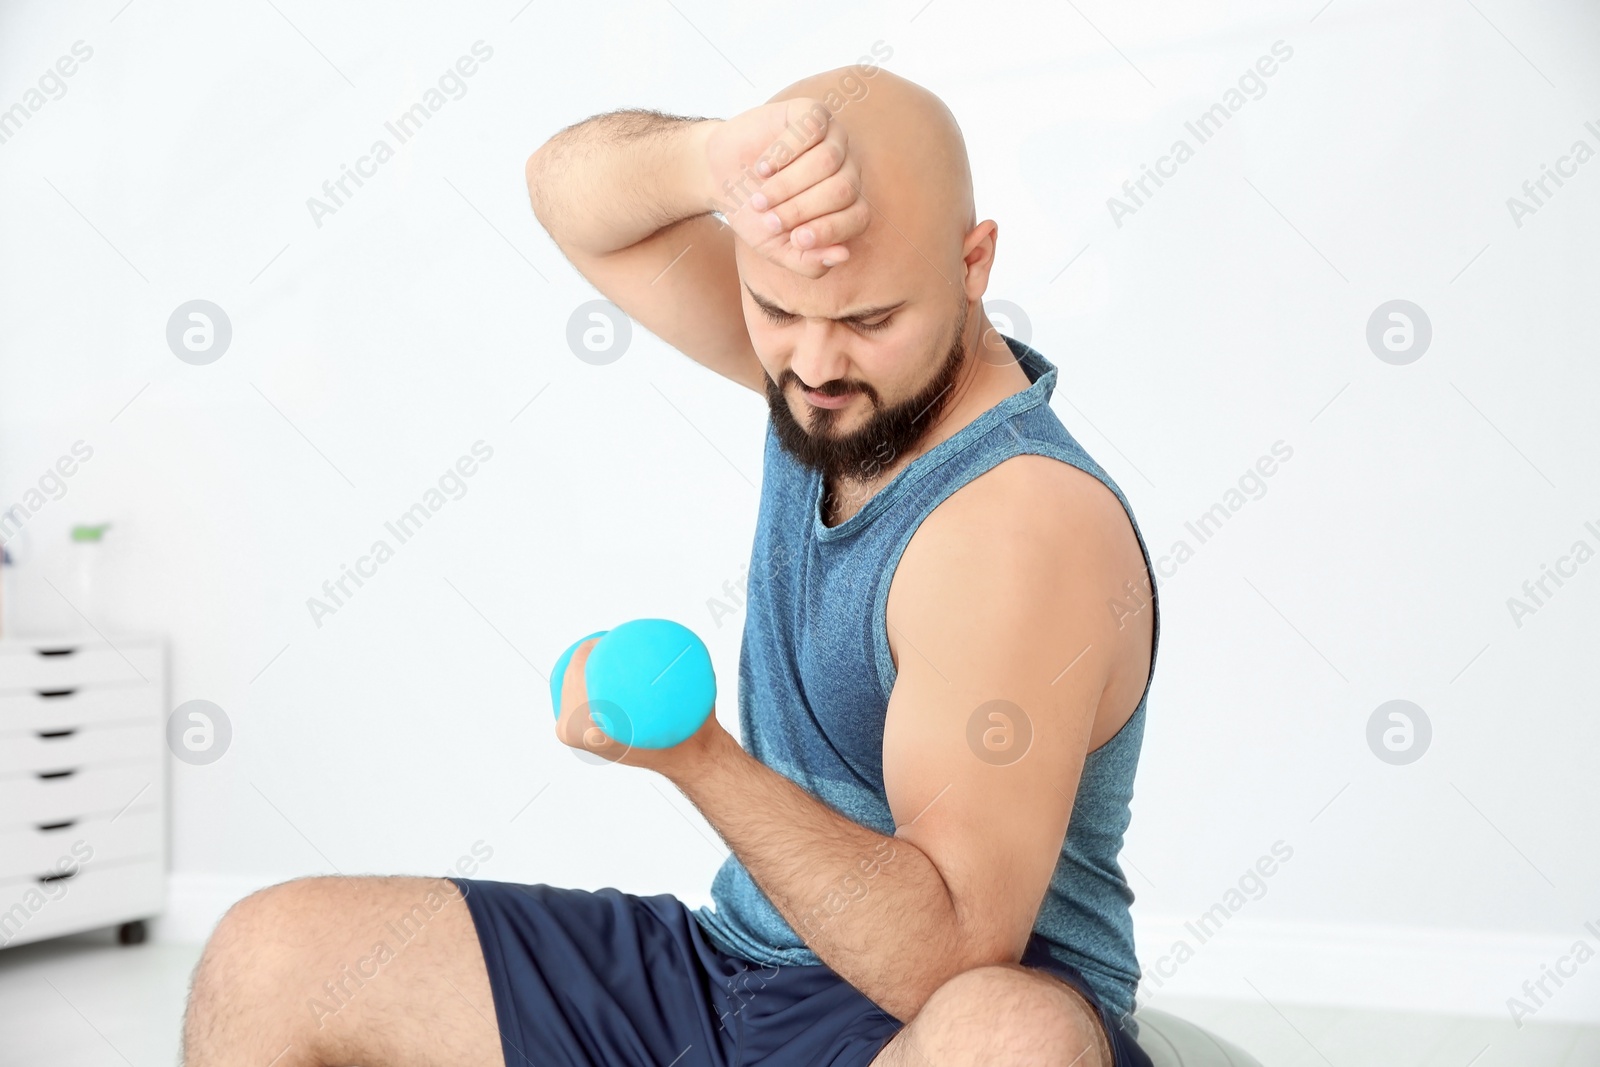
[558,460,1144,1022]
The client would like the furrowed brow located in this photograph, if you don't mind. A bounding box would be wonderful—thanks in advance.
[745,284,905,324]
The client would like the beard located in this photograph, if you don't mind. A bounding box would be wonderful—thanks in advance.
[765,296,971,486]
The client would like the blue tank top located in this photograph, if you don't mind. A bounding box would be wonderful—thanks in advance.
[693,335,1160,1021]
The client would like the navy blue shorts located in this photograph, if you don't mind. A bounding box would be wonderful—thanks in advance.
[451,879,1152,1067]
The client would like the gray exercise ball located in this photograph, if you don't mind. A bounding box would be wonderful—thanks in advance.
[1130,1008,1263,1066]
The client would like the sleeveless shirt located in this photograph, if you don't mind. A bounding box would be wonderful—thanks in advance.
[692,335,1161,1022]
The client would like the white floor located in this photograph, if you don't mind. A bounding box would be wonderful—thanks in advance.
[1145,994,1600,1067]
[2,930,1599,1066]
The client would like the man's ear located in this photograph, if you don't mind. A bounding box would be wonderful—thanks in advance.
[960,219,999,304]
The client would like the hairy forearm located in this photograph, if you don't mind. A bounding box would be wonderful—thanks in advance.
[525,109,718,256]
[667,726,993,1022]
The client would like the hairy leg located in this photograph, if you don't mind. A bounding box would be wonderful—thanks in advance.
[870,964,1112,1067]
[183,876,505,1067]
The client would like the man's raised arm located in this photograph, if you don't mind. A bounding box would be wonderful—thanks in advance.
[525,111,766,391]
[523,99,869,392]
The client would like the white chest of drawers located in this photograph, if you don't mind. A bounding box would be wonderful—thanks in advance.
[0,636,166,949]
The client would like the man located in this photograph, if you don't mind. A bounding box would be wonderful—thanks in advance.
[182,66,1159,1067]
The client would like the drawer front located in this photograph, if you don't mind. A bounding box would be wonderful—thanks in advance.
[0,686,161,731]
[0,644,163,692]
[0,859,164,950]
[0,763,160,829]
[0,807,162,883]
[0,722,162,775]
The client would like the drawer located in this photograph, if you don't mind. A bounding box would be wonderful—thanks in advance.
[0,859,164,950]
[0,686,160,731]
[0,721,161,775]
[0,807,162,883]
[0,762,161,829]
[0,643,163,692]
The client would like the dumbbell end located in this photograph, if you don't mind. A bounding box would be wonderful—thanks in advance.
[586,618,716,749]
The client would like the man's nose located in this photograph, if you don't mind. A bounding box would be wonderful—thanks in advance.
[789,320,849,391]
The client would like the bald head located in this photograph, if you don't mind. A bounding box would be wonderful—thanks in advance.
[740,68,1005,488]
[764,67,975,277]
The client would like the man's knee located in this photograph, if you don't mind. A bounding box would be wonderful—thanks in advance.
[184,876,482,1066]
[184,878,345,1063]
[190,878,337,1011]
[203,878,334,966]
[911,964,1107,1065]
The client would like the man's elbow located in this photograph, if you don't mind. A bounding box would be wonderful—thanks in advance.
[953,937,1028,982]
[951,914,1031,971]
[889,936,1026,1023]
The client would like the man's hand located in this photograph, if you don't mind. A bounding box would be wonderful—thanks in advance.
[554,637,726,775]
[705,97,870,278]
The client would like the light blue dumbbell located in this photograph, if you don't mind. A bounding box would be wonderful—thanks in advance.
[549,619,716,749]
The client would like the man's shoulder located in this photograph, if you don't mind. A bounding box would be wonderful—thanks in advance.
[888,451,1140,630]
[884,449,1153,743]
[918,451,1131,560]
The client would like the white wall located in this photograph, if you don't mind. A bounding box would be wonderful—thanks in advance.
[2,0,1597,1025]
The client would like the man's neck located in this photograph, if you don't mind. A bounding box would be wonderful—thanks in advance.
[822,326,1030,525]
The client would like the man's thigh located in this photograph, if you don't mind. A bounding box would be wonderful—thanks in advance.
[184,875,505,1067]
